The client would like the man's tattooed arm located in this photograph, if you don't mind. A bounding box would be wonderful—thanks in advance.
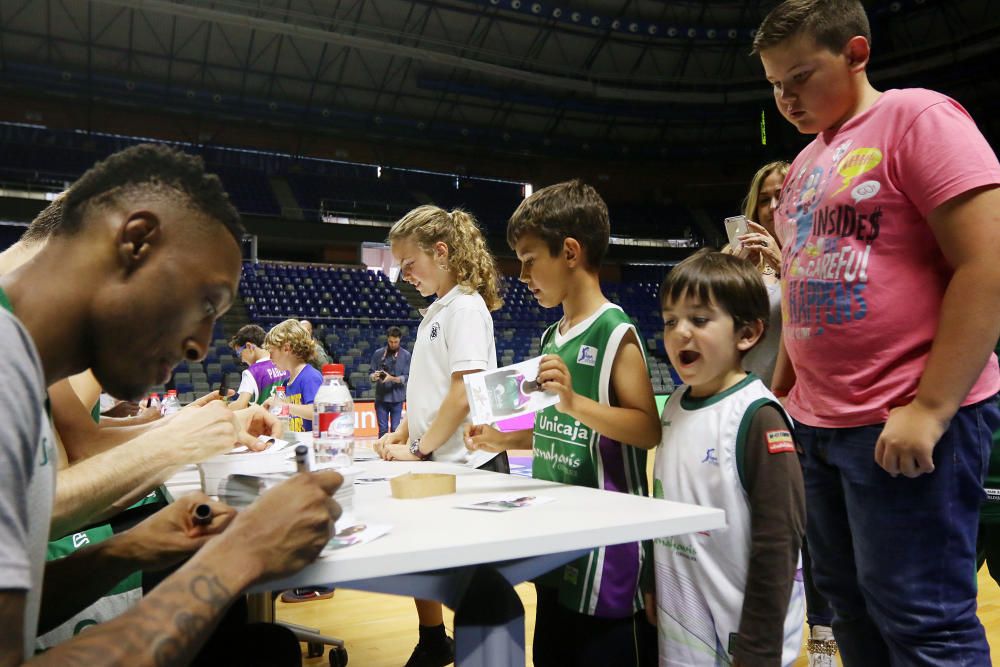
[2,546,259,667]
[1,469,342,666]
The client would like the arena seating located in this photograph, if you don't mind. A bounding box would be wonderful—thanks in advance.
[0,125,684,400]
[229,261,675,400]
[0,123,698,239]
[153,322,234,404]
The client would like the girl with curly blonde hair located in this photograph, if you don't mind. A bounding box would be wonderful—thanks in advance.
[376,205,506,665]
[388,205,503,310]
[262,319,322,434]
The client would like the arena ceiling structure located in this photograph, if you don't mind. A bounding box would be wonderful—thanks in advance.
[0,0,998,164]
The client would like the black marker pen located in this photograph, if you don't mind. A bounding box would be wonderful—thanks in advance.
[192,503,213,527]
[295,444,310,474]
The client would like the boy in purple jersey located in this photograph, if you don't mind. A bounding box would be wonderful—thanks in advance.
[229,324,289,410]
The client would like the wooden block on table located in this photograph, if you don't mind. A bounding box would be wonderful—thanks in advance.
[390,473,456,499]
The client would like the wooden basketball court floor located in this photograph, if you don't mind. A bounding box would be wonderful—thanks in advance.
[279,567,1000,666]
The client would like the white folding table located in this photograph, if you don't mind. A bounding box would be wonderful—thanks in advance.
[212,458,726,667]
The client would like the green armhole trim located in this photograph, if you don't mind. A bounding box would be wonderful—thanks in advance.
[540,322,557,350]
[0,286,12,313]
[734,397,789,493]
[620,316,651,379]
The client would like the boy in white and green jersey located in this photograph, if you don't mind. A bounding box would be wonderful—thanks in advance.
[466,180,662,667]
[654,250,805,666]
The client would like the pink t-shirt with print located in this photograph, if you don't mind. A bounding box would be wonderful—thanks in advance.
[774,88,1000,428]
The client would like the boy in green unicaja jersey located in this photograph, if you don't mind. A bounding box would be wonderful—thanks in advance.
[465,179,661,667]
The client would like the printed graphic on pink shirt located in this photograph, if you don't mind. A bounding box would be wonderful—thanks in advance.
[774,89,1000,427]
[779,143,886,342]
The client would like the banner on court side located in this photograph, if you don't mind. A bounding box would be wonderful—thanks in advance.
[353,401,406,438]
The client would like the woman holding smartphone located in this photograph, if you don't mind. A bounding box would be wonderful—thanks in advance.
[723,160,788,387]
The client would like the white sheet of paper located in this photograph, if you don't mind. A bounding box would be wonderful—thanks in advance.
[463,355,560,425]
[229,435,294,454]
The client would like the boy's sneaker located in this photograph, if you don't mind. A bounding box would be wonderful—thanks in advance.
[807,625,838,667]
[403,635,455,667]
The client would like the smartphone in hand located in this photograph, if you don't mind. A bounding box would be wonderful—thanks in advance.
[724,215,749,249]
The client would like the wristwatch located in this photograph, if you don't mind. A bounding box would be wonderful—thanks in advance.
[409,439,431,461]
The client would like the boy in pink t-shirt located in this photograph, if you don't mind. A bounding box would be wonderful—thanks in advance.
[756,1,1000,665]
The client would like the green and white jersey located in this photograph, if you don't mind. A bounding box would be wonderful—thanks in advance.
[652,375,804,666]
[532,302,650,618]
[36,484,166,650]
[36,523,144,649]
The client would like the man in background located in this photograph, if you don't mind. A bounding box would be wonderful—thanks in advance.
[370,326,410,438]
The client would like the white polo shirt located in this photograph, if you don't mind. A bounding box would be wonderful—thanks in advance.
[407,285,498,466]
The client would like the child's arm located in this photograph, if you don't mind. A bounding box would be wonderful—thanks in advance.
[538,330,661,448]
[280,369,324,422]
[387,416,409,442]
[262,394,313,420]
[735,405,805,666]
[464,423,533,452]
[283,402,314,420]
[383,371,475,460]
[876,186,1000,477]
[227,370,257,411]
[373,417,408,456]
[227,392,253,411]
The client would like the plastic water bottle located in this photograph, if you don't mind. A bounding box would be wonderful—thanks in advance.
[147,393,161,412]
[313,364,354,469]
[269,385,290,433]
[160,389,181,416]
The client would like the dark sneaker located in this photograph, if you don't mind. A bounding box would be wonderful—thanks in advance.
[279,586,336,603]
[403,636,455,667]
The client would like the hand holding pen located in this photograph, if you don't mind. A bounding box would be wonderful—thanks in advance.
[112,494,237,571]
[183,496,236,537]
[192,503,213,527]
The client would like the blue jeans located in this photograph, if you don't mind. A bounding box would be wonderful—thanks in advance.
[802,535,834,628]
[797,397,999,666]
[375,400,403,438]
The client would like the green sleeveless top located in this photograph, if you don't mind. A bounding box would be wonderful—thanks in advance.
[531,303,651,617]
